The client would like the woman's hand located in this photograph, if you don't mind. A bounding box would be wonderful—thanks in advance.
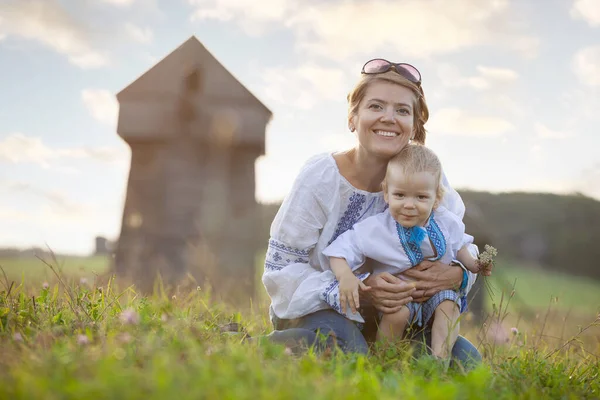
[363,272,416,314]
[401,260,463,302]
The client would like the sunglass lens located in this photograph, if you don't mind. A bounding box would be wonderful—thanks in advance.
[363,59,392,74]
[396,64,421,82]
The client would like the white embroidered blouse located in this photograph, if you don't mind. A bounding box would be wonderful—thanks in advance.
[262,153,477,323]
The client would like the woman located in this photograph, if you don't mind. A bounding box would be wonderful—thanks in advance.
[261,59,480,365]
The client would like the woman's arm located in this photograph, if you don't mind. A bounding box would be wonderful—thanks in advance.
[262,158,336,320]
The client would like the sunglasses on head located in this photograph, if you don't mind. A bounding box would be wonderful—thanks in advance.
[361,59,421,85]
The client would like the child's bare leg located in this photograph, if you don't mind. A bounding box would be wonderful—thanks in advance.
[431,300,460,358]
[377,306,410,342]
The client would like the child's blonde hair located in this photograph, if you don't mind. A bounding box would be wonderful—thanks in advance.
[383,144,445,204]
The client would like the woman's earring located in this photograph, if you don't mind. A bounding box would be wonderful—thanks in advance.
[349,124,355,132]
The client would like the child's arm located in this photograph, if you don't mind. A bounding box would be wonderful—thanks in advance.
[330,257,371,315]
[457,245,482,274]
[457,245,494,276]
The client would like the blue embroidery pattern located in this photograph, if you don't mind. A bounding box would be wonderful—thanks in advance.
[328,193,367,244]
[395,212,447,266]
[396,224,423,266]
[265,238,310,271]
[321,272,370,316]
[426,216,446,261]
[322,280,341,313]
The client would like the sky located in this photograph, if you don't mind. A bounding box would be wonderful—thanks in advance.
[1,0,599,255]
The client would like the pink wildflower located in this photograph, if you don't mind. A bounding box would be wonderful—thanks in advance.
[511,327,519,336]
[77,334,89,345]
[119,308,140,325]
[13,332,23,342]
[80,277,88,286]
[42,282,49,290]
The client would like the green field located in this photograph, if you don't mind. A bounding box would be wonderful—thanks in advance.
[484,259,600,316]
[0,255,110,284]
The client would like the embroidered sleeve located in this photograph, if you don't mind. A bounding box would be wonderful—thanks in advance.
[261,156,337,320]
[265,239,310,271]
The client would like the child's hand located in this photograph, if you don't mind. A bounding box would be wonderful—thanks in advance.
[338,274,371,315]
[476,244,497,276]
[464,260,493,275]
[477,260,493,276]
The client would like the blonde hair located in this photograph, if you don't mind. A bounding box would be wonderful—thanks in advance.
[347,71,429,144]
[383,144,445,203]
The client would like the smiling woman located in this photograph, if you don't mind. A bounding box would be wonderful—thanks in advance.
[259,59,481,366]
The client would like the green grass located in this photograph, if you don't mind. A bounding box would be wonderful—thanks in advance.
[486,259,600,316]
[0,257,599,398]
[0,275,597,399]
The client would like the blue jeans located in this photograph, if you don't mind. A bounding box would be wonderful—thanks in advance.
[268,309,481,368]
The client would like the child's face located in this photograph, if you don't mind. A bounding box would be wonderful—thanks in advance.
[383,167,438,228]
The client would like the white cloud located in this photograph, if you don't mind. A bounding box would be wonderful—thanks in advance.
[259,63,348,109]
[188,0,539,60]
[428,107,515,136]
[573,46,600,86]
[4,180,86,214]
[529,144,545,164]
[125,22,153,44]
[438,64,519,90]
[293,0,539,60]
[100,0,136,6]
[0,0,109,68]
[81,89,119,125]
[0,133,127,167]
[476,66,519,82]
[189,0,289,35]
[534,122,574,139]
[570,0,600,27]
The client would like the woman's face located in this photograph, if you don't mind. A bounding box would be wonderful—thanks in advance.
[351,81,415,159]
